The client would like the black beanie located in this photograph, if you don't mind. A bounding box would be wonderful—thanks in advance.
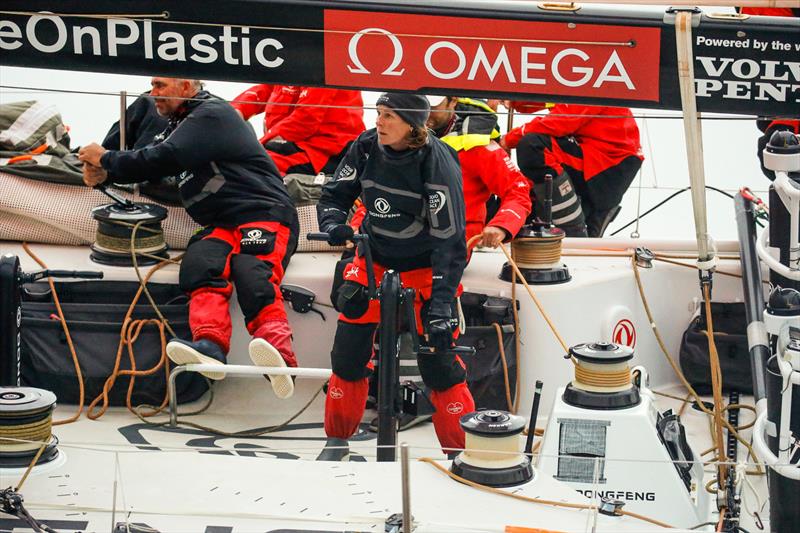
[376,92,430,128]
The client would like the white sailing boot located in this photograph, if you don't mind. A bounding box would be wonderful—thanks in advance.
[166,338,226,380]
[249,338,295,399]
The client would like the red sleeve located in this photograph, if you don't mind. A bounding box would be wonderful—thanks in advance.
[350,202,366,230]
[269,87,336,142]
[516,105,594,140]
[467,144,532,239]
[231,84,273,120]
[508,101,548,114]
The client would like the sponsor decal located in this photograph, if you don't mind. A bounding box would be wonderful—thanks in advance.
[324,10,660,101]
[337,163,357,181]
[694,32,800,106]
[577,489,656,502]
[344,265,360,279]
[613,318,636,348]
[241,228,272,246]
[0,14,287,68]
[177,170,194,187]
[329,386,344,399]
[558,180,573,196]
[428,191,447,215]
[446,402,464,415]
[374,197,391,214]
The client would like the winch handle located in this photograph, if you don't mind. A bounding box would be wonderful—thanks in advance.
[306,232,333,241]
[95,183,134,208]
[543,174,554,226]
[21,270,104,283]
[418,345,476,356]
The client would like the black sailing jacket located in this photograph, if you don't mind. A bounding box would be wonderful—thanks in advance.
[317,128,467,311]
[100,91,296,229]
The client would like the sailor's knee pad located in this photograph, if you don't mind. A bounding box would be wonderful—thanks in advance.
[336,280,370,319]
[331,321,376,381]
[179,237,233,293]
[230,254,276,323]
[417,354,466,392]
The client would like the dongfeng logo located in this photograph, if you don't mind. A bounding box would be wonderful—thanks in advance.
[447,402,464,414]
[374,197,391,214]
[329,387,344,399]
[247,229,263,240]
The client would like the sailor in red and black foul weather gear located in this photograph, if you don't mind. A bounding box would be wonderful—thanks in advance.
[78,77,299,399]
[232,84,365,176]
[737,7,800,181]
[426,95,531,252]
[316,92,475,459]
[502,103,643,238]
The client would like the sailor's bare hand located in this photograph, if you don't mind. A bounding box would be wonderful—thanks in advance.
[78,143,107,167]
[498,136,509,151]
[479,226,507,248]
[82,163,107,187]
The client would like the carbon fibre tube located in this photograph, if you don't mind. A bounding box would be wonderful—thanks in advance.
[734,193,769,403]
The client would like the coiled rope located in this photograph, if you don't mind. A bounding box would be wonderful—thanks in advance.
[510,234,564,267]
[574,364,632,390]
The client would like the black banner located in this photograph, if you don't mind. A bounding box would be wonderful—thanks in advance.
[0,1,797,117]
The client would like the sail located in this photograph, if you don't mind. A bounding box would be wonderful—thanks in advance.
[0,0,798,116]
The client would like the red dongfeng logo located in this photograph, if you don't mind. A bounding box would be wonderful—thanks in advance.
[324,10,660,101]
[329,387,344,399]
[447,402,464,415]
[613,319,636,348]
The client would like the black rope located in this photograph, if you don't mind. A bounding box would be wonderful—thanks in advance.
[610,185,753,237]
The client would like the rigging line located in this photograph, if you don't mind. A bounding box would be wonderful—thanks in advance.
[610,185,737,236]
[0,10,169,19]
[0,86,768,121]
[0,11,636,46]
[643,114,659,189]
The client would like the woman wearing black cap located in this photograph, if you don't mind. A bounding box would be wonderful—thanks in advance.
[316,92,474,460]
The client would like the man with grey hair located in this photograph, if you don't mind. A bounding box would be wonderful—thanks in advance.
[79,76,300,399]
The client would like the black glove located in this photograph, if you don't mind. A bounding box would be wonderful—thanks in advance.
[425,304,454,353]
[323,224,354,246]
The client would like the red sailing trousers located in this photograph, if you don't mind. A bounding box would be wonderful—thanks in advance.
[182,220,297,367]
[323,254,474,453]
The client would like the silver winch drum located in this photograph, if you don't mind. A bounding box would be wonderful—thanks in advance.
[450,409,534,487]
[90,202,169,266]
[0,387,60,468]
[563,341,640,410]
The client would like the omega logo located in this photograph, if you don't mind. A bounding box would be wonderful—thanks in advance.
[347,28,405,76]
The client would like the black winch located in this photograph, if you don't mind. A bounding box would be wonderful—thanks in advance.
[450,409,534,487]
[91,198,168,267]
[0,387,59,468]
[500,175,570,285]
[563,342,640,410]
